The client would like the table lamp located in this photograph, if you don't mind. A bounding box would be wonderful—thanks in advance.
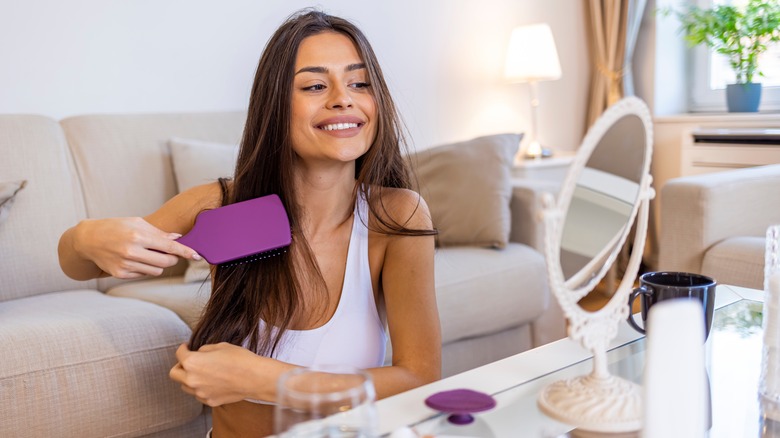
[504,23,562,160]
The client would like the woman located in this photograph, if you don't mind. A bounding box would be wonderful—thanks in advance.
[58,9,441,437]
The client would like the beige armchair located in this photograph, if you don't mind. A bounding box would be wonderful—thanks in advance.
[659,164,780,290]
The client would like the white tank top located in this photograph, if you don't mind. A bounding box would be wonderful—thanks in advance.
[251,191,387,369]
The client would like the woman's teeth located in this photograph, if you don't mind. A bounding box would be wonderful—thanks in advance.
[321,123,359,131]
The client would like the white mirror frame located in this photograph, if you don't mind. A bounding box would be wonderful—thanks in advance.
[537,97,655,433]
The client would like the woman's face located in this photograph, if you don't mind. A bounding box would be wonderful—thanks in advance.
[290,32,378,167]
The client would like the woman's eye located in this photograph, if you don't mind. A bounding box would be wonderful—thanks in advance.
[350,82,371,89]
[303,84,325,91]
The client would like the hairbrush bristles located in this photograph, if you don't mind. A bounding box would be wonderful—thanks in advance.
[219,248,288,268]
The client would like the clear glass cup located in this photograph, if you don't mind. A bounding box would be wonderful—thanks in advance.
[274,365,378,437]
[760,225,780,405]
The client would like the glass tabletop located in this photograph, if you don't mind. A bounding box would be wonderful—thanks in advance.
[410,298,768,437]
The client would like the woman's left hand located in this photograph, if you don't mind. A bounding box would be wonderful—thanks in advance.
[169,342,273,407]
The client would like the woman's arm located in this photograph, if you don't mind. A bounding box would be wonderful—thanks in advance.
[57,183,219,281]
[368,188,441,399]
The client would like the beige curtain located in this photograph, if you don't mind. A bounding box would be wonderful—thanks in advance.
[585,0,651,289]
[585,0,646,127]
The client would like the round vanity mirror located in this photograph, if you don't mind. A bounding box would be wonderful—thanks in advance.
[537,97,654,433]
[559,113,646,291]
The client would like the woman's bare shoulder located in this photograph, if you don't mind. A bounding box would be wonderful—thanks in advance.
[370,186,432,230]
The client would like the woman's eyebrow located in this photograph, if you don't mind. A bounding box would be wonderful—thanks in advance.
[295,63,366,75]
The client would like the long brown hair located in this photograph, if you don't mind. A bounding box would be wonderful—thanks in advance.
[189,9,435,355]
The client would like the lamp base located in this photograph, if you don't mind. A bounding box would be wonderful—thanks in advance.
[523,140,553,160]
[512,146,553,166]
[524,147,553,159]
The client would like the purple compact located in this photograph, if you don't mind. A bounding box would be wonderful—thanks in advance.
[424,388,496,425]
[176,194,291,265]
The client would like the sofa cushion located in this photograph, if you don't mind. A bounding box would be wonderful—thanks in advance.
[0,290,203,437]
[169,137,240,283]
[107,277,212,329]
[169,137,239,193]
[409,134,520,248]
[702,236,765,290]
[0,180,26,225]
[434,242,548,344]
[0,115,94,302]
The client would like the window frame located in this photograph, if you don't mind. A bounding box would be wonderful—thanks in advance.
[687,0,780,112]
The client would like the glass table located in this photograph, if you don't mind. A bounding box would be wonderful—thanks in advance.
[376,285,773,437]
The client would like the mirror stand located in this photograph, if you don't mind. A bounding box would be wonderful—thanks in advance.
[538,191,652,432]
[535,97,655,433]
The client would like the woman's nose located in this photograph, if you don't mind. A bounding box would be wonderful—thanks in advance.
[326,84,353,109]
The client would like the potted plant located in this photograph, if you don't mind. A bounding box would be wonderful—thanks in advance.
[669,0,780,112]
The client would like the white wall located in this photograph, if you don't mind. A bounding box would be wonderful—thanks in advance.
[0,0,590,152]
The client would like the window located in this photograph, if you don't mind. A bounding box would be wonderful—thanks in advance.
[689,0,780,112]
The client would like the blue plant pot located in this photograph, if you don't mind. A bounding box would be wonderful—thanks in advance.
[726,83,762,112]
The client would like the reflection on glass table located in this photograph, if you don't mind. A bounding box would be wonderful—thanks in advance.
[376,285,770,437]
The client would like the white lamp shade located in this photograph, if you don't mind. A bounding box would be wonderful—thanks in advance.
[504,23,562,83]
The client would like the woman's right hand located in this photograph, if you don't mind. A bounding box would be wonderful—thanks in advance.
[72,217,201,279]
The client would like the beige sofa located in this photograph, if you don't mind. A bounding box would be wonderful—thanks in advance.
[0,112,564,437]
[659,164,780,290]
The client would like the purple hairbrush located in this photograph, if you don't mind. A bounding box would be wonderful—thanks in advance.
[176,194,291,266]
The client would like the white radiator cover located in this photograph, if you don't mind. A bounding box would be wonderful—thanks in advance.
[680,128,780,176]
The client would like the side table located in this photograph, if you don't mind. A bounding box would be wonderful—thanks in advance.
[512,151,575,183]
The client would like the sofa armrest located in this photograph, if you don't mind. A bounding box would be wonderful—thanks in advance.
[659,164,780,275]
[509,179,561,252]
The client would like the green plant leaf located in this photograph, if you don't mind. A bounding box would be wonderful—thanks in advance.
[666,0,780,84]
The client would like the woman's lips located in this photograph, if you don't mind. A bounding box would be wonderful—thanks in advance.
[316,119,365,138]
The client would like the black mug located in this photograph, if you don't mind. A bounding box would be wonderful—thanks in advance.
[627,272,717,340]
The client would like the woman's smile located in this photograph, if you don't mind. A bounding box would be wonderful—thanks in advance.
[316,116,366,137]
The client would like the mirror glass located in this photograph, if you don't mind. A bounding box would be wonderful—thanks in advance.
[559,114,647,290]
